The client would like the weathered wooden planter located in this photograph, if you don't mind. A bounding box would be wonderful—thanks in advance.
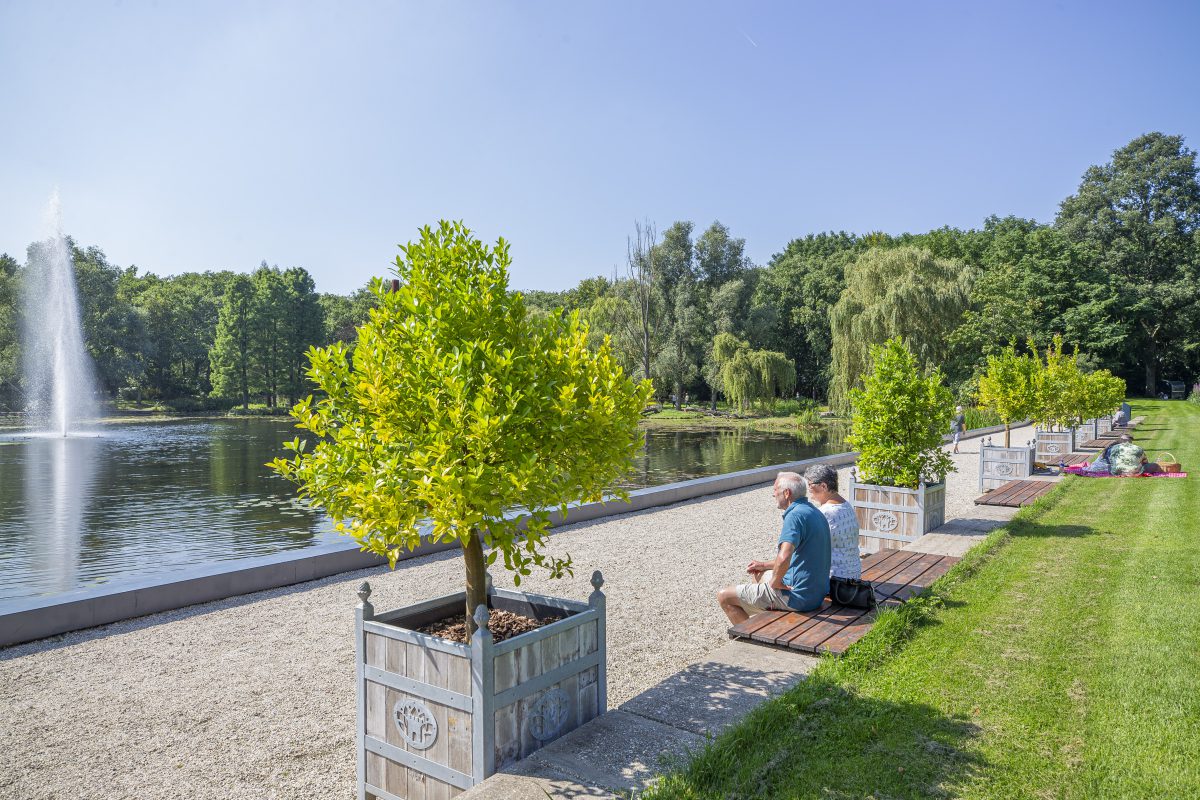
[354,573,607,799]
[1095,416,1113,436]
[1077,419,1098,442]
[848,467,946,551]
[978,440,1037,492]
[1034,427,1076,462]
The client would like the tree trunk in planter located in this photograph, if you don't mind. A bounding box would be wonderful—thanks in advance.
[1035,427,1076,462]
[979,439,1037,492]
[355,574,607,799]
[848,468,945,551]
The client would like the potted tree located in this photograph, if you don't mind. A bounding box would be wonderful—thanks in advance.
[271,222,652,798]
[1033,337,1081,463]
[975,343,1038,491]
[846,338,955,551]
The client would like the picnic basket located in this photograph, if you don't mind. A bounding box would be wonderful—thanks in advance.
[1156,452,1182,472]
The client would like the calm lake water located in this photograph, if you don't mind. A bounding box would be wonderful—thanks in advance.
[0,417,848,603]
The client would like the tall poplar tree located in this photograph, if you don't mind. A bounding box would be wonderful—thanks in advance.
[210,274,256,409]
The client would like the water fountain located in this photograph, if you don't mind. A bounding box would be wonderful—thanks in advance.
[20,192,101,436]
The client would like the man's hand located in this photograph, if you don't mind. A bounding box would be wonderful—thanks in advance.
[746,560,771,575]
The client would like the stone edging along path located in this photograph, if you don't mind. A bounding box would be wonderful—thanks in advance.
[0,421,1017,648]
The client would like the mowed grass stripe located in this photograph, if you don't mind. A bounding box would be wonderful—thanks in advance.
[645,401,1199,800]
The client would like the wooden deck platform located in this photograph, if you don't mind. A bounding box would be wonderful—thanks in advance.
[1058,453,1092,466]
[1078,436,1119,450]
[974,478,1057,507]
[726,550,961,656]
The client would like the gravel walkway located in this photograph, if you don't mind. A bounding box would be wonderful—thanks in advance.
[0,425,1032,800]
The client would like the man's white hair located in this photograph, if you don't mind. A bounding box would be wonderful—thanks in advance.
[776,471,806,498]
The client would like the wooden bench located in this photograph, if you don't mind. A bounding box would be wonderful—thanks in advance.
[726,550,961,656]
[974,478,1056,507]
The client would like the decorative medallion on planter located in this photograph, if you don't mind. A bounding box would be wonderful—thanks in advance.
[871,511,899,533]
[393,699,438,750]
[527,687,571,741]
[1045,443,1061,454]
[994,463,1014,476]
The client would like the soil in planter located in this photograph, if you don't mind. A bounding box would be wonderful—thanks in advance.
[415,609,563,644]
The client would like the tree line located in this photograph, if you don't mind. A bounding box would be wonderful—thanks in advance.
[525,132,1200,406]
[1,131,1196,413]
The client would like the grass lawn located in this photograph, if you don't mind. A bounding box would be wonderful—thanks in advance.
[646,400,1200,799]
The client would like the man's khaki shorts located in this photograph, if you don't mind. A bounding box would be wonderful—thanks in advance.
[735,570,791,613]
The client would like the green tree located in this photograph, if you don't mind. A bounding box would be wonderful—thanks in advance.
[1056,132,1200,394]
[847,338,955,489]
[829,246,969,411]
[0,254,20,407]
[320,283,379,345]
[280,267,325,406]
[976,342,1040,446]
[210,275,256,409]
[270,222,652,632]
[694,220,749,287]
[251,264,289,407]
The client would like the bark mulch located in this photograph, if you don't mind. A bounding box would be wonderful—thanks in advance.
[416,609,562,644]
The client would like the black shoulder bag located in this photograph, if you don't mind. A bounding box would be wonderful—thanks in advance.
[829,575,877,609]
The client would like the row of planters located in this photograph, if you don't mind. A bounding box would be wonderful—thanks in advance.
[974,340,1125,490]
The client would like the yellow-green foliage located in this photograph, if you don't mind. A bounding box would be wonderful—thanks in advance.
[270,221,653,584]
[1032,336,1080,430]
[977,343,1040,444]
[848,338,955,489]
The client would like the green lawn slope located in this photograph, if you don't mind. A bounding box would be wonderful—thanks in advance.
[646,399,1199,800]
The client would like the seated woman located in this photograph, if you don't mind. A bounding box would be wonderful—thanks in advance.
[803,463,862,580]
[1106,434,1147,476]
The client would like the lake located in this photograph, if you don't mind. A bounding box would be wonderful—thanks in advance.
[0,417,849,603]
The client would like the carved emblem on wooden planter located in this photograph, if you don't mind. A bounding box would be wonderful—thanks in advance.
[394,699,438,750]
[527,688,570,741]
[994,463,1014,476]
[1045,443,1061,454]
[871,511,899,533]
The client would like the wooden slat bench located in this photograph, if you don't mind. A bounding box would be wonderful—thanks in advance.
[1057,453,1092,467]
[1078,437,1119,450]
[727,550,961,655]
[974,478,1056,507]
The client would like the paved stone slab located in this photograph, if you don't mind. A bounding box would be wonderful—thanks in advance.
[518,710,702,794]
[456,770,616,799]
[618,664,774,737]
[690,640,817,691]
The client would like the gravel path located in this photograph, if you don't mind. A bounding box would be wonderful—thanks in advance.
[0,424,1032,800]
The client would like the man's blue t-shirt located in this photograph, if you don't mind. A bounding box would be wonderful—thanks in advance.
[778,498,832,611]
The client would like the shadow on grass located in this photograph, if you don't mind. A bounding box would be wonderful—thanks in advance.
[1007,521,1096,540]
[647,673,986,799]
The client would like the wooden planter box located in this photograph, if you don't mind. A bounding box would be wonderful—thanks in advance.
[354,574,607,799]
[1096,416,1113,436]
[1034,428,1076,462]
[848,468,945,551]
[1077,419,1098,442]
[978,441,1036,492]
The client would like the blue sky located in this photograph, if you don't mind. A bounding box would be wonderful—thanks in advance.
[2,1,1198,294]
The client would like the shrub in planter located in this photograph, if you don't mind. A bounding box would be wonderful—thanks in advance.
[976,342,1039,448]
[846,338,955,547]
[271,222,652,796]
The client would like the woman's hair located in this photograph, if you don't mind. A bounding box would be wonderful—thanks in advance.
[802,463,838,492]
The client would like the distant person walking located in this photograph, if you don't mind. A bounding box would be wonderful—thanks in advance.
[950,406,966,454]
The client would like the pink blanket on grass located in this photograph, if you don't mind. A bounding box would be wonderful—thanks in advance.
[1063,465,1188,478]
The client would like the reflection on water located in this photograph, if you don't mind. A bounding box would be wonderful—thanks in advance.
[0,418,848,603]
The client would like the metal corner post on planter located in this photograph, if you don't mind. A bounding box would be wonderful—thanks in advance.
[979,437,1037,492]
[1034,426,1076,463]
[848,466,946,551]
[354,572,608,799]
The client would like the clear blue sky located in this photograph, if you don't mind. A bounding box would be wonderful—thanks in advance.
[2,1,1198,294]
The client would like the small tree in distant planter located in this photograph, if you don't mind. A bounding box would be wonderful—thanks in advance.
[1081,369,1126,433]
[976,342,1039,447]
[271,222,654,794]
[846,338,955,548]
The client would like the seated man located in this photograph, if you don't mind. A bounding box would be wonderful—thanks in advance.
[1107,434,1146,476]
[717,471,831,625]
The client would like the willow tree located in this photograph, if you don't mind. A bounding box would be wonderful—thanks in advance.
[829,246,969,411]
[704,333,795,412]
[271,222,653,632]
